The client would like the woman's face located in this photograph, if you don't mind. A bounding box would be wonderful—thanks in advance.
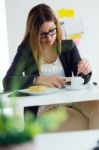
[40,21,56,48]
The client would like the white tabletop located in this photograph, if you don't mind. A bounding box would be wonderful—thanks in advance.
[2,83,99,107]
[2,83,99,120]
[35,129,99,150]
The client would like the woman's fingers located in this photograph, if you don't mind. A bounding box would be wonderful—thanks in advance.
[77,59,91,75]
[51,77,65,88]
[36,76,65,88]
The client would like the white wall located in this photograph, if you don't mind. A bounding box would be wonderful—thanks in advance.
[5,0,99,82]
[0,0,10,91]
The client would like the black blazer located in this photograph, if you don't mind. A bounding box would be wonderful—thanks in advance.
[3,40,92,92]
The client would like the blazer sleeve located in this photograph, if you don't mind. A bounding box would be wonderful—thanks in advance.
[69,41,92,83]
[3,44,39,91]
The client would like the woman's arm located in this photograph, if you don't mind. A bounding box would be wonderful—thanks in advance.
[3,44,39,91]
[70,41,92,83]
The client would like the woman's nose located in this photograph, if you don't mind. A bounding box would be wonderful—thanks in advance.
[46,34,52,40]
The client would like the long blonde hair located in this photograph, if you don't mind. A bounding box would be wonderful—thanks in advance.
[22,4,62,63]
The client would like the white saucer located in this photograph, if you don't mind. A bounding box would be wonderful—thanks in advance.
[65,84,88,90]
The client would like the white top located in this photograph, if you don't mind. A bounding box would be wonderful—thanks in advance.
[40,56,65,77]
[39,56,65,114]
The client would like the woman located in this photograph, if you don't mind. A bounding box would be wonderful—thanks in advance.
[3,4,99,131]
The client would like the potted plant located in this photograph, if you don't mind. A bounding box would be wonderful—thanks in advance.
[0,94,68,150]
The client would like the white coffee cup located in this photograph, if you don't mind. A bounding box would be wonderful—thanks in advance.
[71,76,84,88]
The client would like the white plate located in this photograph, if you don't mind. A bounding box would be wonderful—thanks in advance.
[19,87,59,95]
[65,84,89,90]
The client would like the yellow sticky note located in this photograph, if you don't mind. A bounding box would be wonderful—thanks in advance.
[67,33,82,39]
[66,9,74,17]
[58,9,66,17]
[57,9,74,18]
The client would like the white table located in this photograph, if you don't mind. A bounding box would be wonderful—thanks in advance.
[2,83,99,120]
[34,129,99,150]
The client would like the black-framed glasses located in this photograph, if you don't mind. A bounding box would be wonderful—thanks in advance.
[40,28,57,39]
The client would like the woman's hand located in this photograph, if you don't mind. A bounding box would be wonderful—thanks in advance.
[77,59,91,75]
[35,76,66,88]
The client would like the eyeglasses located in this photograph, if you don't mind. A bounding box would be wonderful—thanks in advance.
[40,28,56,39]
